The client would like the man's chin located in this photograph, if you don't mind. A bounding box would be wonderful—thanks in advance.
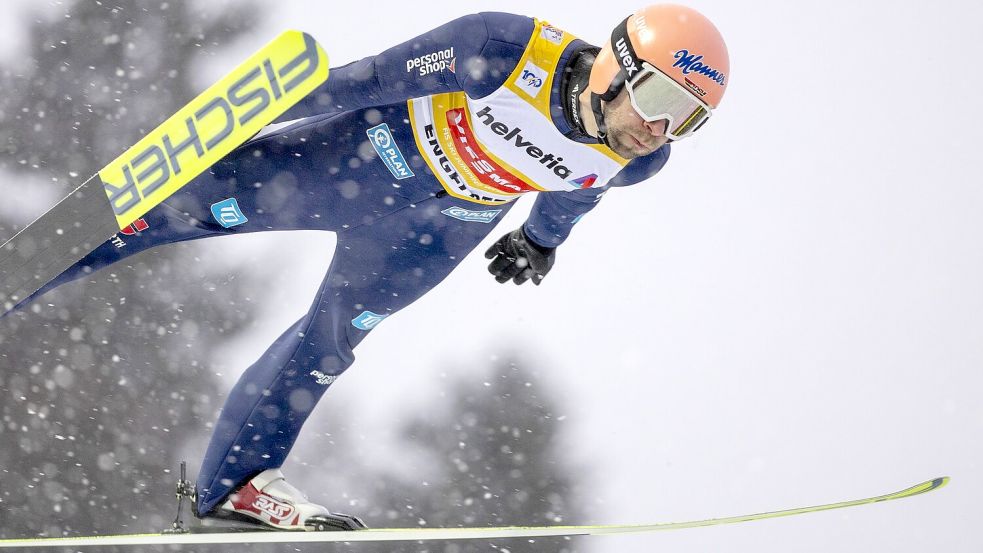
[608,134,641,159]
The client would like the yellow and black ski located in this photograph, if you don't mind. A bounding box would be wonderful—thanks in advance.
[0,30,328,315]
[0,477,948,548]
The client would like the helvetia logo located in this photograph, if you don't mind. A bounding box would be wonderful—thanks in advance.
[473,106,574,179]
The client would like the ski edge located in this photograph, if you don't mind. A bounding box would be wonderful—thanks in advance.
[0,477,948,548]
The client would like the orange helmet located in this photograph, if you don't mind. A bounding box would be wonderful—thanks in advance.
[589,4,729,140]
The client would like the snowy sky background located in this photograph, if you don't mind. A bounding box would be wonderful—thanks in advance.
[2,1,982,551]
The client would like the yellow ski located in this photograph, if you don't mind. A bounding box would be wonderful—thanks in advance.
[98,30,328,227]
[0,30,328,314]
[0,477,947,548]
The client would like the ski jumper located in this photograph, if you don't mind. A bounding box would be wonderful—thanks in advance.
[13,13,670,515]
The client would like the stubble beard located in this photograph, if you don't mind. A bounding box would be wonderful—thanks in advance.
[606,128,642,160]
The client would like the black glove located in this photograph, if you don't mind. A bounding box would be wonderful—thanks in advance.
[484,228,556,285]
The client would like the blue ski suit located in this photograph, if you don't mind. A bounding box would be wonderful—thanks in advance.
[18,12,671,514]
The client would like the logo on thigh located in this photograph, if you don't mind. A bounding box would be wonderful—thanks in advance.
[110,218,152,249]
[210,197,248,228]
[441,206,502,223]
[352,310,388,330]
[367,123,415,180]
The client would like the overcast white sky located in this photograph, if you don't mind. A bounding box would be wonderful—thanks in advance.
[3,1,982,551]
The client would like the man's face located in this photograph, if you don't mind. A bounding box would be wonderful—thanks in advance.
[602,88,670,159]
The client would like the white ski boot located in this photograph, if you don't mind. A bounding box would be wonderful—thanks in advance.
[212,469,366,531]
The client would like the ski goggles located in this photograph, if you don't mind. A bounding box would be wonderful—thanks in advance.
[625,61,712,141]
[608,16,713,141]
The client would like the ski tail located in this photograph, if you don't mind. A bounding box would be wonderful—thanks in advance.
[97,30,328,227]
[0,30,328,315]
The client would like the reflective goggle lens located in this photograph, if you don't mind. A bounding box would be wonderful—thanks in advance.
[626,64,711,140]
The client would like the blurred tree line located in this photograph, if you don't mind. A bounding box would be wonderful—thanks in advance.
[0,2,589,553]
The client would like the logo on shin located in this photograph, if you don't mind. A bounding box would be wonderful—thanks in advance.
[352,310,388,330]
[441,206,502,223]
[367,123,415,180]
[210,197,248,228]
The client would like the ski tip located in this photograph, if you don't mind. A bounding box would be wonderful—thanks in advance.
[899,476,949,498]
[275,29,308,39]
[277,29,320,46]
[929,476,950,490]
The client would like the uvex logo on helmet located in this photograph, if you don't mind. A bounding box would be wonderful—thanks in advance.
[672,50,726,86]
[615,37,640,78]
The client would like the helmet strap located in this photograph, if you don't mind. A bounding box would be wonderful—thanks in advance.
[590,92,612,147]
[588,16,644,148]
[591,15,635,147]
[600,71,625,102]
